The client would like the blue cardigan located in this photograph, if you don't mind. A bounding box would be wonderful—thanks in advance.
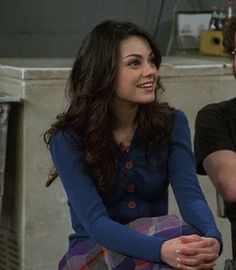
[49,109,222,263]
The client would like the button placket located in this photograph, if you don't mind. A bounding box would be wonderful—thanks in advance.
[126,183,136,209]
[122,152,137,210]
[126,184,135,193]
[125,160,134,170]
[127,201,136,209]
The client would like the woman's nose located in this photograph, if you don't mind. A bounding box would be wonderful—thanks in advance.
[142,63,157,77]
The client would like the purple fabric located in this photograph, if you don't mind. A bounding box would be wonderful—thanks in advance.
[58,215,200,270]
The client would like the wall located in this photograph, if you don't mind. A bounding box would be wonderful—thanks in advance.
[162,73,235,270]
[0,57,234,269]
[0,0,229,57]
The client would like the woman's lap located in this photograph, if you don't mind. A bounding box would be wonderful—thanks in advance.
[58,215,200,270]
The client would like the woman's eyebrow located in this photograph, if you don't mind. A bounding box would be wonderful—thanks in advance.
[122,51,153,60]
[122,54,142,60]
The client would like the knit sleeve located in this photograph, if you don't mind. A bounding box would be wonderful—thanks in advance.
[49,130,167,263]
[169,110,222,247]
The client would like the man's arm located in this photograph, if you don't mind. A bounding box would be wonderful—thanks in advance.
[203,150,236,202]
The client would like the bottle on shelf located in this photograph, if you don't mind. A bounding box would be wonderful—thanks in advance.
[209,6,219,30]
[217,5,226,30]
[223,1,234,27]
[226,1,233,19]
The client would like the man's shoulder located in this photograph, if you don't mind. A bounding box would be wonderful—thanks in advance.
[198,97,236,116]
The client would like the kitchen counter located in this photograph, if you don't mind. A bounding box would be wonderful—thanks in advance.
[0,56,232,82]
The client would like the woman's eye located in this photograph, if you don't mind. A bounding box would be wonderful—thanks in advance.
[129,60,140,67]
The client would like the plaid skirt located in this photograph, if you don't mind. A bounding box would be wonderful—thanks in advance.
[58,215,200,270]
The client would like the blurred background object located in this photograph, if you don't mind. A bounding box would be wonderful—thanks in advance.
[0,0,235,57]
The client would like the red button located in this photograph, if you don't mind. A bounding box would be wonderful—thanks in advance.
[126,185,135,193]
[128,201,136,209]
[125,160,134,170]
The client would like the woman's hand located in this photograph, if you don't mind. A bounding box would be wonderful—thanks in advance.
[177,236,220,269]
[160,235,220,269]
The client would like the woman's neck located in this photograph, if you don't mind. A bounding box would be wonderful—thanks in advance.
[112,101,138,128]
[112,105,138,146]
[111,98,139,146]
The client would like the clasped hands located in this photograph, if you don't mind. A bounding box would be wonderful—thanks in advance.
[161,234,220,270]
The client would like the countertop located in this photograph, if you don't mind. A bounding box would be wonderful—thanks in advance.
[0,55,232,80]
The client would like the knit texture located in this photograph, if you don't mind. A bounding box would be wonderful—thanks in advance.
[49,109,222,264]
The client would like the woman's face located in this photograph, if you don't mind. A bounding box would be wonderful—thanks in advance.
[113,36,159,106]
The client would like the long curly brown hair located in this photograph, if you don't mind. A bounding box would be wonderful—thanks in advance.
[44,20,174,190]
[223,15,236,55]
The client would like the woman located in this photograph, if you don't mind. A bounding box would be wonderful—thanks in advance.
[44,20,222,269]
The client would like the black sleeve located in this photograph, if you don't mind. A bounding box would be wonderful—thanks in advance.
[194,104,235,175]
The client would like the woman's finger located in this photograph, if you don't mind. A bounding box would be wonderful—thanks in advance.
[180,234,202,244]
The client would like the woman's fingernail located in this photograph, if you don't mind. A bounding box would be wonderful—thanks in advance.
[177,264,181,269]
[177,257,181,262]
[176,249,181,254]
